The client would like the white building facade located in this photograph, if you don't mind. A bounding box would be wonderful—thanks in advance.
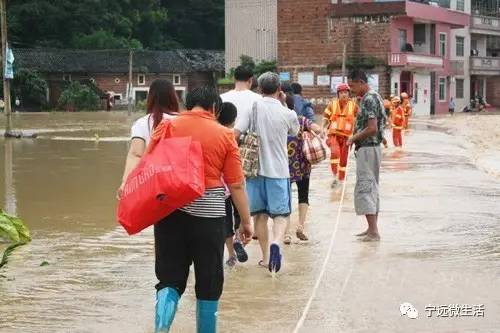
[225,0,277,72]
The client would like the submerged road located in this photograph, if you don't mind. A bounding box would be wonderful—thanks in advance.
[0,113,499,332]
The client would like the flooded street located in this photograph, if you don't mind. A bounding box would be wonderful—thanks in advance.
[1,112,499,332]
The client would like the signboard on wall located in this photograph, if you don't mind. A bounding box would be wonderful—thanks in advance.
[330,76,347,95]
[298,72,314,86]
[279,72,290,82]
[317,75,330,86]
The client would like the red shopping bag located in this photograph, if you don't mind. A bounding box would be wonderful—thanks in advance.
[117,123,205,235]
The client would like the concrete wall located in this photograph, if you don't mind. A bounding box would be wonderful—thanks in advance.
[450,26,471,112]
[225,0,278,72]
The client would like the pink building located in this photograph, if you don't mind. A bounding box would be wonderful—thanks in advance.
[276,0,472,115]
[386,1,469,115]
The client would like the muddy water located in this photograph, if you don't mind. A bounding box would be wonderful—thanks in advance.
[0,112,499,332]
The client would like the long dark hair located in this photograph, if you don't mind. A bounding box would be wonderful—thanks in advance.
[146,79,180,129]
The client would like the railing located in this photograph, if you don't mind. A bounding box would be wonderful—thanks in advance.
[471,15,500,32]
[470,56,500,72]
[389,53,444,67]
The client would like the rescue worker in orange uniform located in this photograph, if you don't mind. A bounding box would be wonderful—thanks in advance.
[401,92,412,130]
[391,96,405,147]
[322,83,358,186]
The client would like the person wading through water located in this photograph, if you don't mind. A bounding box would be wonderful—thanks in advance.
[347,69,386,242]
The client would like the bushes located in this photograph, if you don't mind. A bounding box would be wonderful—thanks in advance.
[58,81,100,111]
[12,69,48,108]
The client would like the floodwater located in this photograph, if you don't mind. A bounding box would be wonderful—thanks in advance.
[0,112,499,332]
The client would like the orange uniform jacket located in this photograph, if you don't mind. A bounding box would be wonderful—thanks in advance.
[402,100,412,118]
[391,106,405,130]
[323,99,358,137]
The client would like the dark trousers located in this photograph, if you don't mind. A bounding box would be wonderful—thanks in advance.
[154,210,225,300]
[296,176,310,205]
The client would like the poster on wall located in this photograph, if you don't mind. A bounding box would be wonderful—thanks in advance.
[298,72,314,86]
[279,72,290,82]
[317,75,330,86]
[330,76,347,95]
[368,74,379,92]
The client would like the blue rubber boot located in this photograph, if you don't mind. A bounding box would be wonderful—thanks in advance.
[155,287,180,332]
[196,299,219,333]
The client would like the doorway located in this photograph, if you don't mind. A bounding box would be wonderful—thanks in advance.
[430,72,436,115]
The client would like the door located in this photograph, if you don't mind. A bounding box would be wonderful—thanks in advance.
[135,91,148,104]
[413,73,431,116]
[430,72,436,115]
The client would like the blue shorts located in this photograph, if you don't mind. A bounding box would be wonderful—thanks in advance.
[246,176,291,218]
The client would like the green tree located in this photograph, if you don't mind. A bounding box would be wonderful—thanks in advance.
[58,82,100,111]
[72,30,143,50]
[7,0,226,51]
[12,69,48,108]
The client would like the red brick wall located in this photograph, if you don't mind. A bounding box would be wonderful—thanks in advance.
[277,0,392,108]
[486,76,500,108]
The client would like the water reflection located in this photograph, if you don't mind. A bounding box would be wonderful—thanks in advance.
[4,139,16,215]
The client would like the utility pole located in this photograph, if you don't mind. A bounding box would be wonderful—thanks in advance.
[127,49,133,116]
[1,0,12,135]
[341,43,347,83]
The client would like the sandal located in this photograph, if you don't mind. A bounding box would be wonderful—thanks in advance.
[258,260,268,268]
[284,235,292,245]
[296,229,309,241]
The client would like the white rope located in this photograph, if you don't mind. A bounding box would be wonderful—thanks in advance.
[292,147,352,333]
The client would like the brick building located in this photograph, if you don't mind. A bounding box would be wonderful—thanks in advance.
[277,0,470,115]
[15,49,225,108]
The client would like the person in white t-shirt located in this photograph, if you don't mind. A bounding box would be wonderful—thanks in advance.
[220,65,262,140]
[117,79,180,198]
[235,72,300,273]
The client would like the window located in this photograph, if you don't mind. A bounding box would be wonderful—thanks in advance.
[456,0,464,11]
[456,36,465,57]
[173,75,181,86]
[414,82,418,104]
[456,79,464,99]
[399,29,407,52]
[414,24,426,45]
[440,33,447,57]
[439,77,446,101]
[138,74,146,85]
[393,82,399,97]
[63,74,71,81]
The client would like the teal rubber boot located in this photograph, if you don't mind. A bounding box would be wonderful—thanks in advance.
[196,299,219,333]
[155,287,180,332]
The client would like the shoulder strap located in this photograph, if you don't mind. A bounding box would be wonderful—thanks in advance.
[250,101,258,133]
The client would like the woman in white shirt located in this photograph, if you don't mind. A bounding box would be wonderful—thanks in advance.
[118,79,180,197]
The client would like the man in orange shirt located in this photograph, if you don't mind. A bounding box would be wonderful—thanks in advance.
[323,83,358,187]
[391,96,405,147]
[401,92,412,130]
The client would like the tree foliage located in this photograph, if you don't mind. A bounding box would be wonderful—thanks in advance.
[7,0,224,50]
[12,69,48,107]
[58,82,100,111]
